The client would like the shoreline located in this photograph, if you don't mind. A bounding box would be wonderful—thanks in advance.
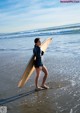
[0,51,80,113]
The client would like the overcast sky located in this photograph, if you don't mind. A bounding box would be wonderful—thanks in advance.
[0,0,80,33]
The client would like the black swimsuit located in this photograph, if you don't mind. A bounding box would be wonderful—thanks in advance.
[33,45,44,68]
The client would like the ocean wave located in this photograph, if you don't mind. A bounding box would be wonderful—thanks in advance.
[0,23,80,39]
[0,48,33,51]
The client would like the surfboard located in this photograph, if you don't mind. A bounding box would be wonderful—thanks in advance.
[18,38,52,88]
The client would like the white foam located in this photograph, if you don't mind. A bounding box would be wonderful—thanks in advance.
[70,80,76,86]
[70,109,73,113]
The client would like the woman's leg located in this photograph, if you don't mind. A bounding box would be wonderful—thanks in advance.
[41,66,49,89]
[35,67,42,88]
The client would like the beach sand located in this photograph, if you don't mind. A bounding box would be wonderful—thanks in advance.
[0,53,80,113]
[0,49,80,113]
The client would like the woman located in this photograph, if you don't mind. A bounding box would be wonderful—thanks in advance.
[33,38,49,91]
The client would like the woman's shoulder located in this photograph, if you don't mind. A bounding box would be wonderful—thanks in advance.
[34,45,40,49]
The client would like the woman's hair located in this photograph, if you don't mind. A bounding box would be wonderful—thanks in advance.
[34,38,40,43]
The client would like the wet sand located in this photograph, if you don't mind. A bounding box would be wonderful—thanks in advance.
[0,50,80,113]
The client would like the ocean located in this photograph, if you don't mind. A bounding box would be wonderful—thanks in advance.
[0,24,80,113]
[0,23,80,55]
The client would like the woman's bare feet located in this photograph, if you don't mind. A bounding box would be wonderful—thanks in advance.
[41,84,49,89]
[35,86,44,91]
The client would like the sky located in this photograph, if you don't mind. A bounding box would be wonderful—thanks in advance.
[0,0,80,33]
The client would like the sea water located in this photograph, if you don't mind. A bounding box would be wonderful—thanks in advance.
[0,24,80,113]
